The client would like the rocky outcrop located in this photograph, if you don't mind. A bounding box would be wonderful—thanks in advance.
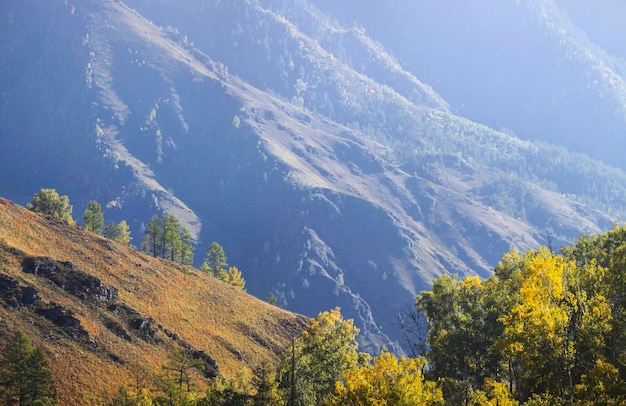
[0,273,40,307]
[22,257,118,301]
[0,272,90,340]
[36,302,90,340]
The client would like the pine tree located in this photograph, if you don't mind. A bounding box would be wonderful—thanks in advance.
[141,214,194,264]
[82,200,104,235]
[0,331,56,405]
[104,220,132,245]
[204,242,228,277]
[142,215,162,257]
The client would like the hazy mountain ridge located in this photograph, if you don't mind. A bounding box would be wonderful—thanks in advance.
[310,0,626,167]
[1,0,625,352]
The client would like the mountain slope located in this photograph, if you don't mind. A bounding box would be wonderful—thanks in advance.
[0,198,307,404]
[310,0,626,168]
[1,0,626,353]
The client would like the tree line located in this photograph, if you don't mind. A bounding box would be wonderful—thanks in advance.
[25,188,246,290]
[21,188,626,404]
[105,227,626,405]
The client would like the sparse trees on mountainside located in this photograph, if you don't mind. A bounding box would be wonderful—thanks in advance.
[201,242,247,290]
[27,188,74,224]
[0,331,57,405]
[82,200,105,235]
[141,214,194,265]
[217,266,246,291]
[81,199,132,245]
[104,220,132,246]
[203,242,228,277]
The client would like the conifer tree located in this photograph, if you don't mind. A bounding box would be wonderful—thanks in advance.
[141,214,194,264]
[0,331,56,405]
[142,215,162,257]
[204,242,228,277]
[104,220,132,246]
[82,200,104,235]
[218,266,246,291]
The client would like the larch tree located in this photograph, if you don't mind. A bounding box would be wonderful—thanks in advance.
[204,242,228,277]
[0,331,56,405]
[104,220,132,246]
[82,200,104,235]
[142,214,162,257]
[217,266,246,291]
[141,214,194,264]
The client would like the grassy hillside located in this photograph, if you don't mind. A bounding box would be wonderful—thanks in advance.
[0,198,307,404]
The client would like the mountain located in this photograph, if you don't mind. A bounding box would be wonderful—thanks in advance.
[1,0,626,353]
[0,198,307,404]
[310,0,626,168]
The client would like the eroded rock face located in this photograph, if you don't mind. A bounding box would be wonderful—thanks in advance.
[0,273,40,307]
[22,257,118,301]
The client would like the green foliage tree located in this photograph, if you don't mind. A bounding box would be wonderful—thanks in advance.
[104,220,132,246]
[0,331,56,405]
[416,274,506,401]
[142,215,162,258]
[141,214,194,265]
[200,369,252,406]
[154,351,202,406]
[252,360,280,406]
[277,308,360,405]
[26,188,74,224]
[203,243,247,289]
[417,233,626,404]
[204,242,228,277]
[82,200,104,235]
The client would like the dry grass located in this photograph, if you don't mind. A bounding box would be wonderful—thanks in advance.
[0,198,307,405]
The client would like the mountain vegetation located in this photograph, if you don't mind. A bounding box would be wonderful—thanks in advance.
[2,0,626,353]
[3,196,626,404]
[0,331,57,405]
[0,198,307,404]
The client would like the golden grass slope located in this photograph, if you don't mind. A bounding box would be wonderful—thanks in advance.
[0,198,307,404]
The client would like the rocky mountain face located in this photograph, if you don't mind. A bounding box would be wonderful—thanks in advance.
[1,0,625,352]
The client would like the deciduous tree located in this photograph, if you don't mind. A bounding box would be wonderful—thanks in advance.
[278,308,360,405]
[27,188,74,224]
[327,351,443,406]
